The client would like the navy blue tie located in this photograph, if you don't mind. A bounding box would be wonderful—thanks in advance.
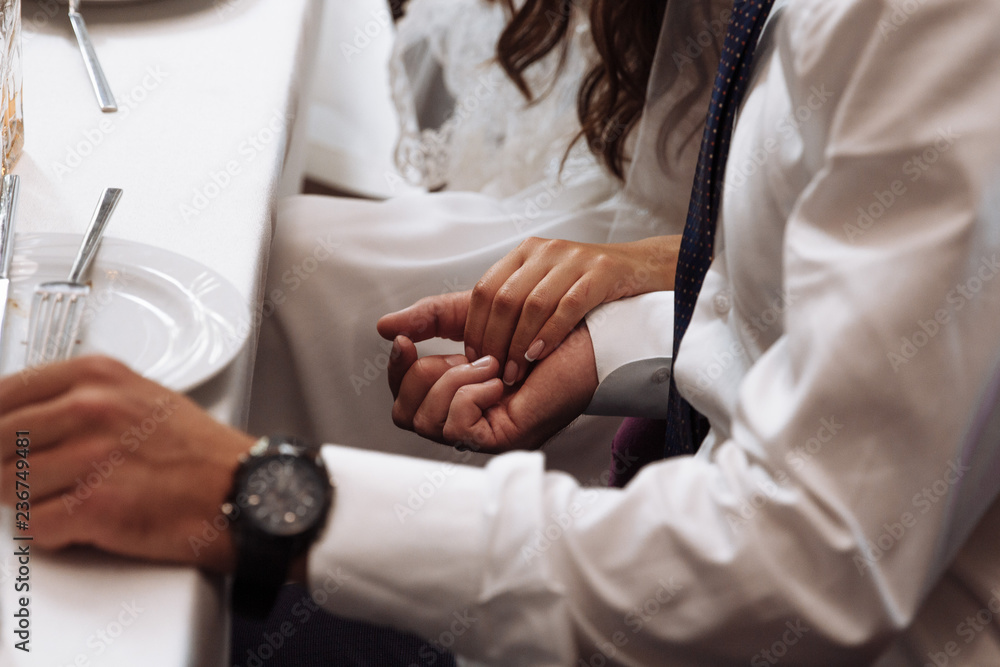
[610,0,775,486]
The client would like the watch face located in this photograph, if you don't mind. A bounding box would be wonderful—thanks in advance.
[243,455,328,537]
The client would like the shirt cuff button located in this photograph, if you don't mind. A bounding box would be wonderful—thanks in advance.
[713,292,732,314]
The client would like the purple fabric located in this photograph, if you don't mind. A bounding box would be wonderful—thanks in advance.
[609,417,668,488]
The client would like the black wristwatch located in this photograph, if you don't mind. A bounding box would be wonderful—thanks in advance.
[223,436,333,618]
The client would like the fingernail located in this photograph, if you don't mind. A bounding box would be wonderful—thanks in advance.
[503,360,518,385]
[465,346,477,362]
[472,355,493,369]
[391,337,402,359]
[524,339,544,362]
[445,355,467,367]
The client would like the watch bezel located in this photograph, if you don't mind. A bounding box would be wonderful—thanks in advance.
[225,436,334,619]
[240,453,331,536]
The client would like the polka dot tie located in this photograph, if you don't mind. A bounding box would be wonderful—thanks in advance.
[610,0,775,486]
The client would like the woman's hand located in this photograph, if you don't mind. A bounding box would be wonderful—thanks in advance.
[463,235,680,386]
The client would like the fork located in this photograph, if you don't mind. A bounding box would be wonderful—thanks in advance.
[68,0,118,112]
[25,188,122,367]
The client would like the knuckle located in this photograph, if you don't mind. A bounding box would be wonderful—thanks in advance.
[522,292,549,317]
[516,238,537,254]
[492,286,519,314]
[67,388,119,426]
[471,278,493,303]
[441,422,463,444]
[411,357,441,386]
[77,355,130,383]
[560,289,588,313]
[391,403,410,430]
[591,252,616,273]
[410,413,436,436]
[544,238,568,253]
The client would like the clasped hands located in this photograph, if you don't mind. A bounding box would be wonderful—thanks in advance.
[0,235,677,568]
[376,235,679,453]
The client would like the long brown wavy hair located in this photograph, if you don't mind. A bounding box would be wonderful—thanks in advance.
[493,0,668,179]
[395,0,712,180]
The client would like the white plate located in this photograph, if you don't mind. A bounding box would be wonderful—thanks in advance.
[1,233,250,392]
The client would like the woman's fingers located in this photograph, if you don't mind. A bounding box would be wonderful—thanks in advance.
[478,261,570,372]
[465,250,535,363]
[499,271,585,384]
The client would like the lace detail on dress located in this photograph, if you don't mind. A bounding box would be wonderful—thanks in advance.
[389,0,603,198]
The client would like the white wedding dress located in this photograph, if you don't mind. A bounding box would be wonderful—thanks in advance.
[249,0,677,481]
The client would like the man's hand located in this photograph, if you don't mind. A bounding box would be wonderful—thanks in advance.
[0,357,255,572]
[379,292,599,452]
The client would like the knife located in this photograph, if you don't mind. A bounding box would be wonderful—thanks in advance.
[0,174,21,353]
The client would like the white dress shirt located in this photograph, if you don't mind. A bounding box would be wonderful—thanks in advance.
[307,0,1000,664]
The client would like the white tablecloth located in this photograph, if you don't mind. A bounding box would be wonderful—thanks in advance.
[0,0,320,663]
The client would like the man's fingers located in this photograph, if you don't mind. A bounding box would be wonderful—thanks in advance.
[408,356,501,441]
[391,354,479,431]
[24,496,97,552]
[0,385,133,463]
[377,291,472,344]
[0,356,129,417]
[442,379,506,450]
[387,336,419,399]
[2,435,112,505]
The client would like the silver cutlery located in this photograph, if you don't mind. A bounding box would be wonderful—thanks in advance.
[68,0,118,112]
[0,174,20,351]
[25,187,122,367]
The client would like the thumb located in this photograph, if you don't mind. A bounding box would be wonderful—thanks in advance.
[377,290,472,343]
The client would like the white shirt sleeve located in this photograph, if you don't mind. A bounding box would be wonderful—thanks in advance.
[584,292,674,418]
[306,0,1000,664]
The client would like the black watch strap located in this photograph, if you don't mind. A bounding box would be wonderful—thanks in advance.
[226,436,332,619]
[231,532,296,619]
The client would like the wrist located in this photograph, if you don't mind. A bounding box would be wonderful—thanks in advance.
[616,236,680,294]
[224,436,333,618]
